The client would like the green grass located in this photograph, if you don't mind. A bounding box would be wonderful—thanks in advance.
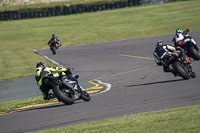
[0,96,44,112]
[31,104,200,133]
[0,0,200,81]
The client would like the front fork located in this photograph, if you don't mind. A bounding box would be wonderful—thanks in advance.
[62,78,83,100]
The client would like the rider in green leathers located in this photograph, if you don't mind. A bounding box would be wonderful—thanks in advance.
[35,61,80,101]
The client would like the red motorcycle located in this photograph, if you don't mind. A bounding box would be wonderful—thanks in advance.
[50,38,58,55]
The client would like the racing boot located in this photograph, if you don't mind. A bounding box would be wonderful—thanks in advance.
[188,64,196,78]
[190,71,196,78]
[41,91,50,102]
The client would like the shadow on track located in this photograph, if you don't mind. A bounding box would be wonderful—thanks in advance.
[125,79,183,87]
[18,100,85,112]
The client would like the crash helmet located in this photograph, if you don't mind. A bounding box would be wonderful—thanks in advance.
[36,61,47,68]
[52,34,56,38]
[176,28,182,34]
[156,40,164,47]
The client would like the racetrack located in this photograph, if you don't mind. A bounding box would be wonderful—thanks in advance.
[0,31,200,133]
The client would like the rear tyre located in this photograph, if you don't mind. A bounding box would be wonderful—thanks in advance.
[173,62,190,80]
[52,46,56,55]
[189,46,200,60]
[52,85,74,105]
[50,46,56,55]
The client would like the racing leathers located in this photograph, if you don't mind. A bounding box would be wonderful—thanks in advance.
[48,37,61,48]
[35,66,80,101]
[153,44,191,76]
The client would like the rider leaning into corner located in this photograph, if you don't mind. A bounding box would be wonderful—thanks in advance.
[48,34,61,49]
[153,40,195,77]
[35,62,80,101]
[172,28,198,49]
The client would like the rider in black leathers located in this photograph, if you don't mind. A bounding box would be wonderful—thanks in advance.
[153,40,193,76]
[48,34,61,48]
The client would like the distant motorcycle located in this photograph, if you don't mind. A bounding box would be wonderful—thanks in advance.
[172,30,200,60]
[49,38,59,55]
[181,38,200,60]
[164,53,196,80]
[42,68,91,105]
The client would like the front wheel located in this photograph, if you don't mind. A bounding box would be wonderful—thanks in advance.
[52,85,74,105]
[173,62,190,80]
[82,90,91,101]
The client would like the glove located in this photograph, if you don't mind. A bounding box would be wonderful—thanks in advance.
[66,67,71,70]
[65,68,71,75]
[56,46,58,49]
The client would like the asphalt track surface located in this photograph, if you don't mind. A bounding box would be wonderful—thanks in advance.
[1,31,200,133]
[0,76,93,103]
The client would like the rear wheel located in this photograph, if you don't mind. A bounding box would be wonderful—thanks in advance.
[173,62,190,80]
[52,85,74,105]
[189,46,200,60]
[50,46,56,55]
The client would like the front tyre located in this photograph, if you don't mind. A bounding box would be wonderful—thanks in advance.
[173,62,190,80]
[52,85,74,105]
[82,90,91,101]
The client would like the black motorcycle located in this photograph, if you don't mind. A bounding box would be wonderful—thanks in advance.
[42,69,91,105]
[164,53,196,80]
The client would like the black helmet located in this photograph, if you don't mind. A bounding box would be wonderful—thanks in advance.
[52,34,56,38]
[156,40,164,47]
[36,61,47,68]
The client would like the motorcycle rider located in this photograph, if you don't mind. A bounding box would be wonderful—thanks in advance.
[48,34,61,48]
[173,28,198,49]
[153,40,193,76]
[35,61,80,101]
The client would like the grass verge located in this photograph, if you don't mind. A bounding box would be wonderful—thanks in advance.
[31,104,200,133]
[0,96,44,112]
